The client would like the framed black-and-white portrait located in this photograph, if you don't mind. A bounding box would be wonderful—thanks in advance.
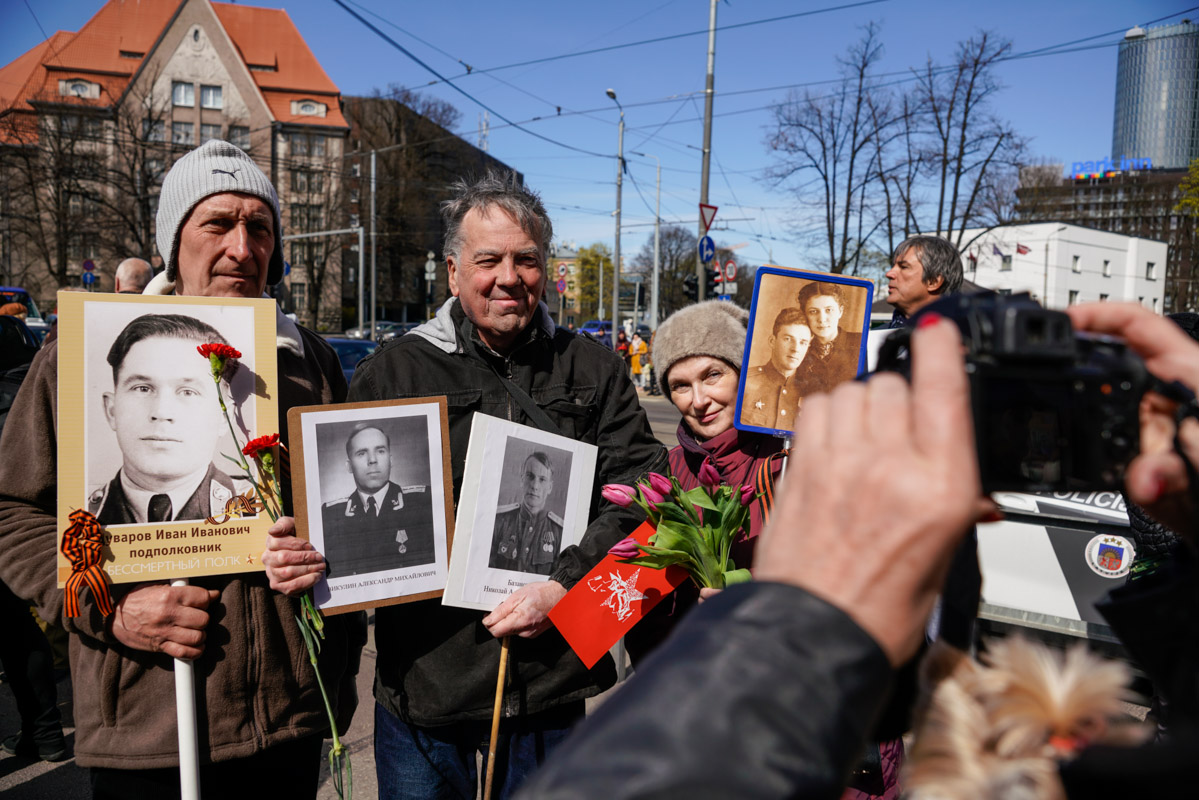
[443,416,597,612]
[56,292,279,586]
[736,267,874,437]
[288,398,454,614]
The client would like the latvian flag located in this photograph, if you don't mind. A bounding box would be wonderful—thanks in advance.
[1016,243,1031,255]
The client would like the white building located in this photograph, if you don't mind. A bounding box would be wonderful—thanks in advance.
[958,223,1167,312]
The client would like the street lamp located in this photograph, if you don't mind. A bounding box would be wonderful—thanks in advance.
[606,88,623,350]
[630,151,660,329]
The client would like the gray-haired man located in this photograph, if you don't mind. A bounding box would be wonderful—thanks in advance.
[885,234,965,326]
[0,140,363,797]
[266,170,667,799]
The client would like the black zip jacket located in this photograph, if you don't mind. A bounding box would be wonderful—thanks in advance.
[348,299,667,726]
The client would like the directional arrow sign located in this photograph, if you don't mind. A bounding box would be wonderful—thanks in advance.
[699,204,718,235]
[698,235,715,264]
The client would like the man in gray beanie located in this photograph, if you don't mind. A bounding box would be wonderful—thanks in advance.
[0,140,364,797]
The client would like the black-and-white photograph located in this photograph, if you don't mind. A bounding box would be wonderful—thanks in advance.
[290,397,453,614]
[487,438,575,576]
[84,302,257,526]
[316,416,436,577]
[737,268,873,435]
[443,416,597,612]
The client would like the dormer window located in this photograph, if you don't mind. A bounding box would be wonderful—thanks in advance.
[291,99,327,118]
[300,101,317,115]
[59,79,99,99]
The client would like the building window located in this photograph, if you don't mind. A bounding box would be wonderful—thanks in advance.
[1139,296,1145,307]
[351,163,361,177]
[1072,255,1081,273]
[350,188,360,204]
[228,125,250,149]
[200,123,221,143]
[300,102,317,115]
[143,119,165,142]
[1147,261,1157,280]
[1068,290,1079,305]
[291,281,307,313]
[172,122,194,145]
[172,81,194,107]
[290,133,325,156]
[68,234,100,262]
[292,204,323,230]
[1100,293,1109,302]
[350,213,360,227]
[200,85,222,109]
[1000,255,1012,271]
[291,170,323,194]
[1103,259,1111,277]
[1153,297,1160,313]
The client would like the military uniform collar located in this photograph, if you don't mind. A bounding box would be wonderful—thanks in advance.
[118,464,214,523]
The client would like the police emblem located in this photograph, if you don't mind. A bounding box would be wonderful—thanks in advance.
[1084,534,1135,578]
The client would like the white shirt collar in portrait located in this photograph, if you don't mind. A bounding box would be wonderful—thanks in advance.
[119,465,211,523]
[357,484,399,516]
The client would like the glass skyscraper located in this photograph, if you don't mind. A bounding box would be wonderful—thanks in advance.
[1112,20,1199,170]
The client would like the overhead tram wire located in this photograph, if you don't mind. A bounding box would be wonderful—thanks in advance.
[418,0,891,86]
[329,0,608,159]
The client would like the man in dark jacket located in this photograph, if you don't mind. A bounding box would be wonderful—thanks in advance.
[0,141,364,797]
[265,171,666,799]
[884,234,964,327]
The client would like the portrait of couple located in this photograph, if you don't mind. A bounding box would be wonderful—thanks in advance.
[739,272,871,433]
[84,304,259,527]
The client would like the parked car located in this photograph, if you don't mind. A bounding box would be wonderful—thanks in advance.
[344,320,404,340]
[378,321,420,343]
[324,337,379,384]
[0,287,52,342]
[0,315,40,434]
[579,319,612,348]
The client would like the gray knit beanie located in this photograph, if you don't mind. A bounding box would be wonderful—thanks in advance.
[156,139,284,285]
[652,300,749,395]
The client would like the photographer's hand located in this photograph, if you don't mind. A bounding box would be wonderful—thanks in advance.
[754,316,993,666]
[1068,303,1199,538]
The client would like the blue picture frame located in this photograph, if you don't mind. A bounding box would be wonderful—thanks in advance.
[734,266,875,438]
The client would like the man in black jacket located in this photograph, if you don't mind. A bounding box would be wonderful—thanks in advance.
[265,171,666,799]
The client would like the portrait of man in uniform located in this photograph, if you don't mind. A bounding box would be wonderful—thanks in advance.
[88,313,240,525]
[321,422,435,577]
[740,307,813,430]
[488,446,571,576]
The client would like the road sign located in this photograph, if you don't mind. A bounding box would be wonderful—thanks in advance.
[719,282,737,295]
[717,294,732,302]
[424,257,438,277]
[82,259,95,272]
[81,271,96,285]
[724,259,737,282]
[557,263,568,277]
[698,235,715,264]
[699,204,718,235]
[556,278,567,293]
[284,260,291,276]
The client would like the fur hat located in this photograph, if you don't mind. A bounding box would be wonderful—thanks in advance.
[156,140,284,286]
[652,300,748,395]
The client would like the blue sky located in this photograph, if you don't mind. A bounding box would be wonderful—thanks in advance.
[1,0,1191,270]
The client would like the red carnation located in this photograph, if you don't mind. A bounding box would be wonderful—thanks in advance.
[242,433,280,458]
[196,343,242,360]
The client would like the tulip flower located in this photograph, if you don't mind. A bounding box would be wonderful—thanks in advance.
[608,536,642,560]
[740,484,755,506]
[601,484,637,508]
[646,472,673,497]
[698,461,721,489]
[640,484,665,511]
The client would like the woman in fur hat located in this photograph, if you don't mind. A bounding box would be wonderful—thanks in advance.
[628,299,902,800]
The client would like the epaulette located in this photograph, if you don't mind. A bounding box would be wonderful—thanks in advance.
[547,510,564,527]
[88,484,108,511]
[400,484,427,493]
[323,498,349,509]
[496,502,521,513]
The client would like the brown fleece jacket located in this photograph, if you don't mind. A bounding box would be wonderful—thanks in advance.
[0,324,365,769]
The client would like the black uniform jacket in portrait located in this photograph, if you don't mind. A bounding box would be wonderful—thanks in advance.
[89,462,236,525]
[322,480,434,577]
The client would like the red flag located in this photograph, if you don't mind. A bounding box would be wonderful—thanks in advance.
[549,522,688,668]
[1016,243,1031,255]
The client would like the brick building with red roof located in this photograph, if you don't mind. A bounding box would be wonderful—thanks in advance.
[1,0,350,328]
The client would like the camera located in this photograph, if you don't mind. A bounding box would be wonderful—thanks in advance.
[874,292,1151,493]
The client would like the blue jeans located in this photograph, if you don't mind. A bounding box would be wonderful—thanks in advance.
[374,700,584,800]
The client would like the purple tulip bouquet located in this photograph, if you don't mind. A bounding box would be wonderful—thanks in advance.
[602,468,755,590]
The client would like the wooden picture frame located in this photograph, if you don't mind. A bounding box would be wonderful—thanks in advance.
[287,397,454,615]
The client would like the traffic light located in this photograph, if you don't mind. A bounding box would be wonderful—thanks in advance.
[705,266,721,298]
[683,273,698,302]
[634,282,645,307]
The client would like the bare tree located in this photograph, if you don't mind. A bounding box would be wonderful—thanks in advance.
[913,32,1027,245]
[766,24,896,274]
[628,225,698,319]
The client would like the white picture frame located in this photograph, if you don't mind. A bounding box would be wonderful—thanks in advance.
[443,415,597,612]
